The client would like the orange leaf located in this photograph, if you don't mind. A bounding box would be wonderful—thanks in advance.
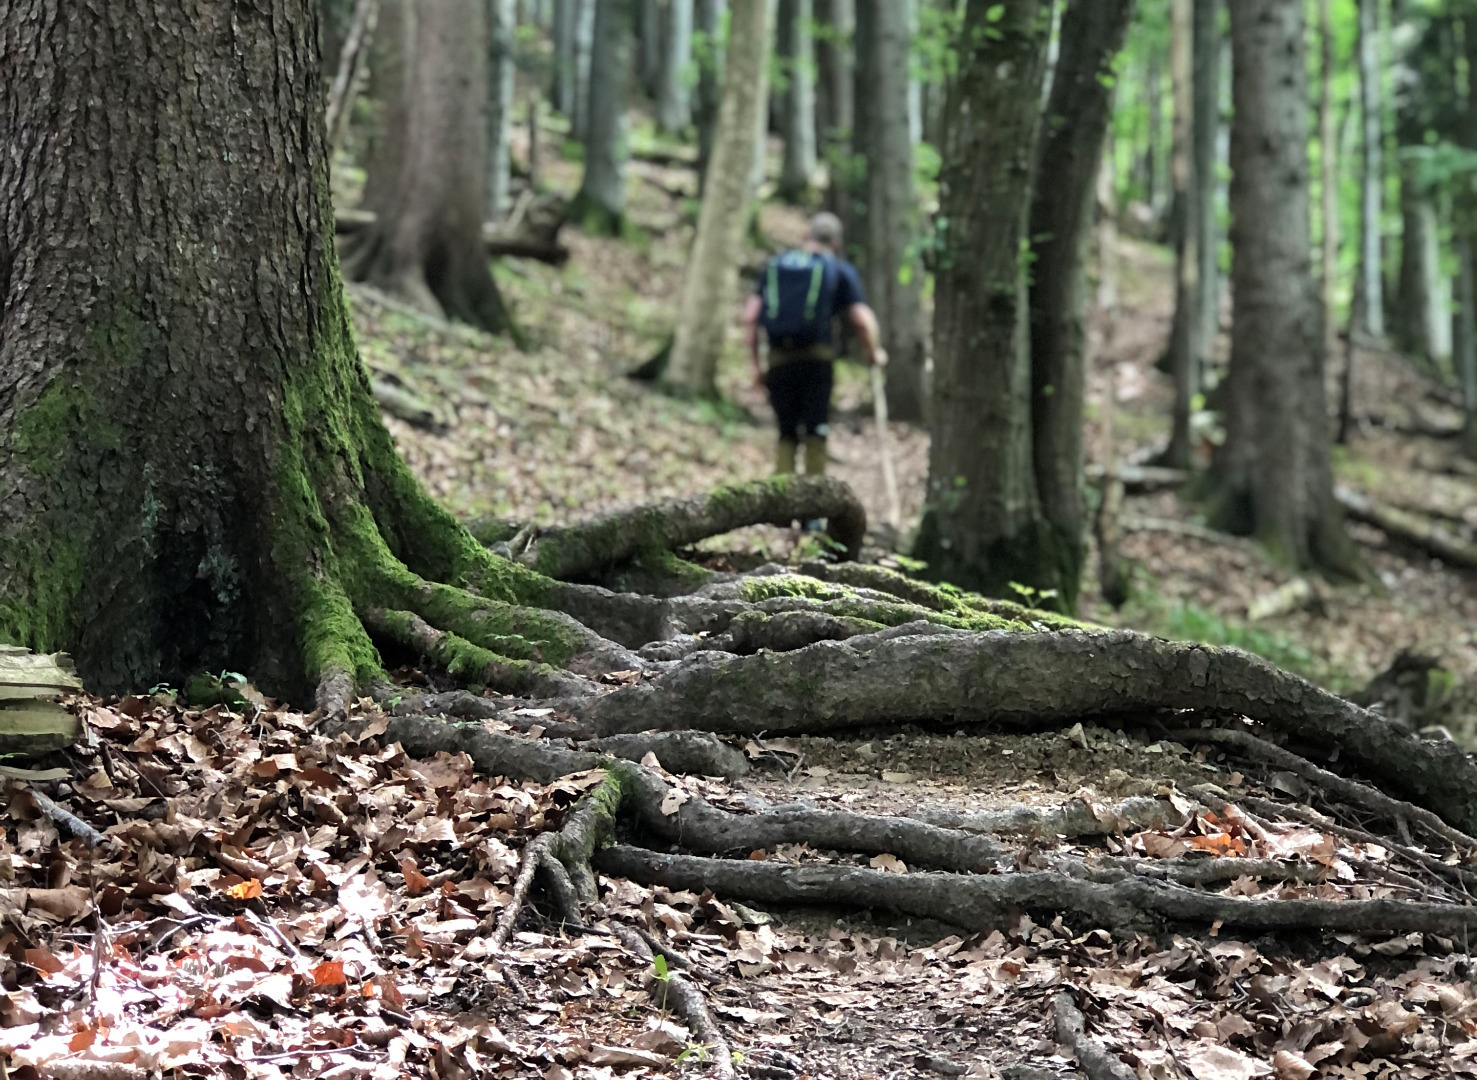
[312,960,346,987]
[227,878,264,899]
[69,1027,96,1052]
[373,973,406,1009]
[400,857,431,895]
[1189,833,1248,856]
[23,947,64,975]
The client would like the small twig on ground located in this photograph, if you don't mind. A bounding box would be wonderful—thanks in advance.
[26,787,110,849]
[1052,991,1137,1080]
[611,923,736,1080]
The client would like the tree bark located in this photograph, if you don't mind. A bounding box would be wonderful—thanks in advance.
[857,0,927,422]
[1357,0,1385,339]
[487,0,517,221]
[552,0,579,114]
[1393,14,1449,368]
[1161,0,1198,471]
[1457,240,1477,458]
[665,0,771,395]
[343,0,516,334]
[814,0,855,200]
[694,0,727,190]
[638,0,663,100]
[571,0,635,235]
[1211,0,1353,572]
[914,0,1062,602]
[571,0,597,141]
[1318,0,1339,360]
[845,0,875,263]
[1028,0,1135,610]
[777,0,817,202]
[656,0,694,133]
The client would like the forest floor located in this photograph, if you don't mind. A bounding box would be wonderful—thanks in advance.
[7,123,1477,1080]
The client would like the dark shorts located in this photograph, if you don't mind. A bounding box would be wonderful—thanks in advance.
[765,352,834,441]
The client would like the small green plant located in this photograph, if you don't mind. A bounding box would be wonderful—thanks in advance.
[676,1042,712,1065]
[651,953,670,1012]
[1008,582,1060,611]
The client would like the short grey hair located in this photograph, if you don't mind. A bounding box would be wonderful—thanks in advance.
[808,212,844,252]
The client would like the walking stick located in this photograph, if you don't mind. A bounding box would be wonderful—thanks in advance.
[870,364,903,530]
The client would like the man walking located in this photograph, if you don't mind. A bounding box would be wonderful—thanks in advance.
[743,212,886,476]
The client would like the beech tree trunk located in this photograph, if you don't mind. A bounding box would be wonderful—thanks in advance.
[488,0,517,220]
[1393,14,1449,367]
[345,0,515,334]
[552,0,579,114]
[572,0,597,141]
[639,0,662,99]
[1161,0,1198,470]
[1357,0,1385,339]
[1027,0,1135,608]
[694,0,727,189]
[1212,0,1353,572]
[1318,0,1339,360]
[777,0,817,202]
[572,0,634,235]
[1459,240,1477,458]
[915,0,1063,601]
[856,0,927,421]
[846,0,875,263]
[656,0,694,133]
[815,0,855,219]
[666,0,771,395]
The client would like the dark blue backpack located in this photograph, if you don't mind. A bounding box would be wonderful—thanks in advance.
[759,250,838,350]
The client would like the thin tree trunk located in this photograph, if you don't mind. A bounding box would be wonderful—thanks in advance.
[325,0,379,155]
[1357,0,1385,339]
[1318,0,1340,365]
[1028,0,1136,612]
[1143,51,1163,217]
[1212,0,1353,572]
[915,0,1062,602]
[487,0,517,220]
[846,0,875,264]
[777,0,817,201]
[1393,14,1448,368]
[639,0,663,99]
[572,0,634,235]
[552,0,578,114]
[345,0,516,334]
[815,0,855,220]
[695,0,727,190]
[572,0,597,142]
[666,0,771,395]
[1161,0,1198,471]
[859,0,926,421]
[657,0,694,133]
[1459,240,1477,458]
[906,0,921,147]
[1192,1,1220,398]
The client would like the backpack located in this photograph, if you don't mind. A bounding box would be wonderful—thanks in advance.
[759,250,838,350]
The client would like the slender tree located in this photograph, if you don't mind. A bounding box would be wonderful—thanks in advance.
[666,0,771,395]
[1160,0,1198,469]
[777,0,818,202]
[1394,12,1450,368]
[1460,14,1477,458]
[1027,0,1136,605]
[552,0,579,114]
[915,0,1061,600]
[488,0,518,220]
[814,0,855,179]
[571,0,597,141]
[1211,0,1352,571]
[657,0,695,133]
[857,0,927,421]
[571,0,635,234]
[1318,0,1339,360]
[639,0,663,98]
[694,0,727,188]
[1357,0,1385,339]
[345,0,515,334]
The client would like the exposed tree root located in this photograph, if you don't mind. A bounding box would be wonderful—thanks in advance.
[1052,992,1136,1080]
[595,846,1477,936]
[490,833,554,950]
[610,924,736,1080]
[576,731,750,778]
[513,476,868,580]
[1170,725,1477,852]
[910,795,1188,839]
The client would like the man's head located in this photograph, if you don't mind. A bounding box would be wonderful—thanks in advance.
[807,212,844,255]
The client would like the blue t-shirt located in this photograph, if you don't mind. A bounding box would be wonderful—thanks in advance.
[755,253,867,347]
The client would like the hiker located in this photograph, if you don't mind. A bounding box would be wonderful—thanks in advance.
[743,212,886,476]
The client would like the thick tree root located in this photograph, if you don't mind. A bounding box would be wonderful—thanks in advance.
[1170,726,1477,852]
[1052,992,1136,1080]
[490,833,554,950]
[610,925,736,1080]
[595,846,1477,936]
[910,795,1188,840]
[558,628,1477,834]
[576,731,750,778]
[515,476,868,580]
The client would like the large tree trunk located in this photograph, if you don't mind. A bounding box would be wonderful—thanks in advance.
[856,0,927,422]
[777,0,817,202]
[656,0,694,133]
[694,0,727,189]
[571,0,634,235]
[1027,0,1135,611]
[487,0,517,221]
[665,0,771,395]
[1161,0,1198,470]
[344,0,515,335]
[1356,0,1385,339]
[914,0,1062,601]
[1211,0,1353,572]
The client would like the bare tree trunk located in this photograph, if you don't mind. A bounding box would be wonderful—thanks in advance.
[858,0,926,421]
[814,0,855,180]
[639,0,663,99]
[1143,51,1163,217]
[325,0,379,155]
[1459,241,1477,458]
[552,0,578,113]
[1028,0,1136,610]
[572,0,597,142]
[657,0,694,133]
[571,0,634,235]
[487,0,517,220]
[915,0,1064,602]
[1393,14,1449,368]
[1212,0,1353,572]
[777,0,817,201]
[346,0,516,335]
[1161,0,1198,471]
[1318,0,1339,360]
[666,0,771,395]
[1357,0,1385,339]
[845,0,874,262]
[694,0,727,189]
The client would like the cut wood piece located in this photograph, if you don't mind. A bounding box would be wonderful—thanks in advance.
[0,649,82,756]
[0,702,81,756]
[1336,486,1477,570]
[333,208,571,264]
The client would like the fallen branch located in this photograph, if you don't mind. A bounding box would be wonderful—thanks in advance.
[334,208,570,265]
[1053,992,1136,1080]
[1335,486,1477,570]
[26,787,110,849]
[610,924,736,1080]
